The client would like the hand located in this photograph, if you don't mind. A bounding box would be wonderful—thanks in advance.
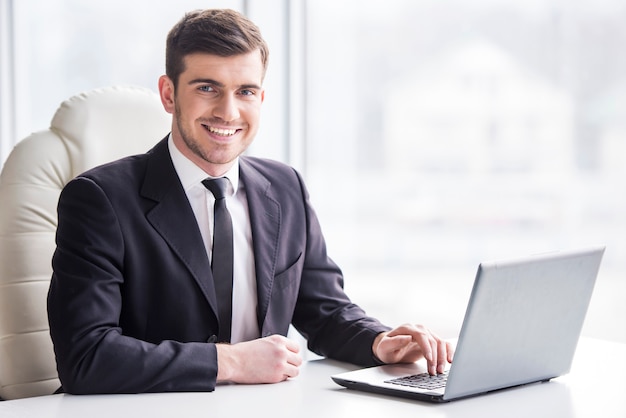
[372,324,454,375]
[216,334,303,384]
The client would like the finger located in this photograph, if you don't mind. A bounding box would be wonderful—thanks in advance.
[428,337,438,375]
[287,349,303,367]
[436,339,447,374]
[284,363,300,379]
[411,331,433,363]
[446,340,455,363]
[283,337,301,353]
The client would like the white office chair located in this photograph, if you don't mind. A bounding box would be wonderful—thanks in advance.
[0,85,171,399]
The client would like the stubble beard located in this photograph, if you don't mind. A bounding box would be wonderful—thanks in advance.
[173,103,254,170]
[174,103,219,166]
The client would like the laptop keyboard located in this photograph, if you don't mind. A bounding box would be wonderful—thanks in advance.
[385,371,449,390]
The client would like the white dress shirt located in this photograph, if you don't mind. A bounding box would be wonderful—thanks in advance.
[168,136,260,343]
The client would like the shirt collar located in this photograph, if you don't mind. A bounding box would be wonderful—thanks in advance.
[168,134,240,194]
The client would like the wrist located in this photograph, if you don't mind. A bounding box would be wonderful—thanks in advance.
[371,331,388,364]
[216,343,235,382]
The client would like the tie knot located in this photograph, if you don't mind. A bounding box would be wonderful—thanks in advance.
[202,177,230,200]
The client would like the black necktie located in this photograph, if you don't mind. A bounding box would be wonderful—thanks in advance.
[202,178,233,343]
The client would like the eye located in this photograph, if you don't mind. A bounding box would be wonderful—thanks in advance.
[239,89,255,96]
[198,85,215,93]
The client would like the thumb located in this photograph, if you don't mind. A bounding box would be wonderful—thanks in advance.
[380,334,413,351]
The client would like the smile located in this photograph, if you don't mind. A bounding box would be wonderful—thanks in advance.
[205,125,238,137]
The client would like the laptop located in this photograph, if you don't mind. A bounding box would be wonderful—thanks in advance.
[332,246,605,402]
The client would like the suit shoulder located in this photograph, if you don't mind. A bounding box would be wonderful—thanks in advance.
[240,156,300,180]
[77,153,148,187]
[74,138,168,188]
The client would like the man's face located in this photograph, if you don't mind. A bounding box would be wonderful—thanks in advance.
[159,51,265,177]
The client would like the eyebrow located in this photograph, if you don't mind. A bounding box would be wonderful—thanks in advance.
[188,78,262,90]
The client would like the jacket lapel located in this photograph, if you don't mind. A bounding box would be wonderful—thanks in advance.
[140,139,218,318]
[239,158,281,331]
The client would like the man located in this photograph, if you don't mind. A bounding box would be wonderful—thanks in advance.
[47,8,453,394]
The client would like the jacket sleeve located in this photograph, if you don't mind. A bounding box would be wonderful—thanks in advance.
[288,169,391,366]
[47,177,218,394]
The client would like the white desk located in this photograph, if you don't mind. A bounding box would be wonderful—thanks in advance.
[1,337,624,418]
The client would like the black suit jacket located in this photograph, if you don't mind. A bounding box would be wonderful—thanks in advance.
[47,138,389,394]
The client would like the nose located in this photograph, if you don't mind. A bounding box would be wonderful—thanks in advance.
[213,94,240,122]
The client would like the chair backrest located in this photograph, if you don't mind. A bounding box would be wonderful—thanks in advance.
[0,85,171,399]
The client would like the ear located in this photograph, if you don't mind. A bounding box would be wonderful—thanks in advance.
[158,75,175,114]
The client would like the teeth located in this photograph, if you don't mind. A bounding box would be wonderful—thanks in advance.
[207,126,237,136]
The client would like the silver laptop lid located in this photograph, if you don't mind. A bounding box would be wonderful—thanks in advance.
[444,246,604,400]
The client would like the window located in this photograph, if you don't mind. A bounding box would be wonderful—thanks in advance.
[304,0,626,341]
[1,0,623,343]
[0,0,290,164]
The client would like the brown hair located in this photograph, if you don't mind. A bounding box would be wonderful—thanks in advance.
[165,9,269,88]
